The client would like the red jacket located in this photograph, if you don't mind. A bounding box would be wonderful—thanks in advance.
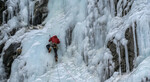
[49,35,60,44]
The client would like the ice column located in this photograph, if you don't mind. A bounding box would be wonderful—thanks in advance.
[2,10,6,24]
[124,44,130,73]
[116,42,122,74]
[3,0,35,25]
[132,23,137,63]
[28,1,35,24]
[121,38,130,73]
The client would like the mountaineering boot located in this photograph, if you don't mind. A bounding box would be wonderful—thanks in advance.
[46,44,51,53]
[49,48,51,53]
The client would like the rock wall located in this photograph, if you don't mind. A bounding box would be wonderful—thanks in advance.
[33,0,48,25]
[3,42,21,78]
[107,26,138,73]
[0,42,5,55]
[0,0,49,79]
[0,0,6,25]
[114,0,134,17]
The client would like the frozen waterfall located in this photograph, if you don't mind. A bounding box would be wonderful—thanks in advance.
[0,0,150,82]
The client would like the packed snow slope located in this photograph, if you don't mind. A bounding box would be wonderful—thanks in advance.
[1,0,150,82]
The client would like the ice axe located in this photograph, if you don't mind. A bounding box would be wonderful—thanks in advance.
[49,35,51,38]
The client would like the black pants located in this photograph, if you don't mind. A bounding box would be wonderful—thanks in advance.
[46,44,50,50]
[46,44,58,58]
[53,48,58,58]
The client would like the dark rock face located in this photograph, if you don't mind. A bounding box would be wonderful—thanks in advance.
[125,27,137,71]
[33,0,48,25]
[141,77,150,82]
[0,1,6,25]
[114,0,134,16]
[107,27,138,73]
[9,28,18,36]
[0,42,5,55]
[3,42,21,78]
[65,25,75,47]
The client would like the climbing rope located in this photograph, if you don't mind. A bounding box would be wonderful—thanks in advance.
[56,64,61,82]
[62,63,76,82]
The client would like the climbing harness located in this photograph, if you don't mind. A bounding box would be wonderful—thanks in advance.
[62,63,76,82]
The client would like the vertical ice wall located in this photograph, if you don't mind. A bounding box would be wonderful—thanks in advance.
[45,0,87,23]
[131,0,150,66]
[3,0,35,26]
[0,0,36,47]
[67,0,135,81]
[1,0,150,81]
[6,0,89,81]
[44,0,88,54]
[106,0,150,81]
[70,0,120,81]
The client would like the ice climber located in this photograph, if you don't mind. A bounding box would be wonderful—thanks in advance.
[46,35,60,62]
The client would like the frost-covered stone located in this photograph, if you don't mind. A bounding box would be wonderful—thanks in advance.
[3,42,21,78]
[0,0,150,82]
[33,0,48,25]
[0,0,6,25]
[107,27,138,73]
[0,42,5,54]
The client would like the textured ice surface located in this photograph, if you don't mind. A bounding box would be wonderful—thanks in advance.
[1,0,150,82]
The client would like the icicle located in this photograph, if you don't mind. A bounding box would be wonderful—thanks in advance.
[7,6,14,20]
[117,0,122,16]
[132,23,137,61]
[2,10,6,24]
[123,0,127,8]
[121,38,130,73]
[31,1,35,24]
[124,43,130,73]
[28,0,35,24]
[116,42,122,74]
[110,0,115,16]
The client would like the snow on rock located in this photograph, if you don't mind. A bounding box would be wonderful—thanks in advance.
[3,42,21,78]
[33,0,48,25]
[105,56,150,82]
[106,0,150,81]
[7,0,88,80]
[8,30,52,82]
[1,0,150,82]
[4,0,36,26]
